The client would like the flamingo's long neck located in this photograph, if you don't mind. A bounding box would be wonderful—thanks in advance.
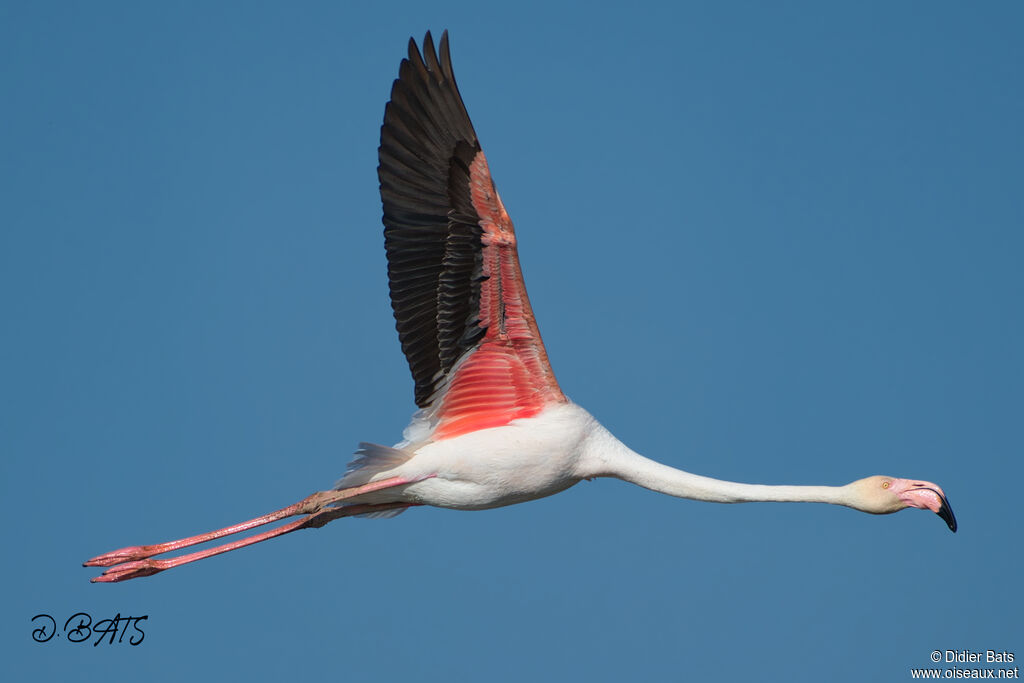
[580,423,853,507]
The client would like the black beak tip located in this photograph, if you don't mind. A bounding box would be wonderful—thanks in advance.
[937,497,957,533]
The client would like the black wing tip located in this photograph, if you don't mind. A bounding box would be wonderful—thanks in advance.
[418,29,448,45]
[408,30,449,61]
[382,28,484,410]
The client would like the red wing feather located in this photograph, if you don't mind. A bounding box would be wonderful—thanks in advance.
[432,151,563,439]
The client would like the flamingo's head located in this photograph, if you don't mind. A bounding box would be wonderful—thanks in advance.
[848,476,957,532]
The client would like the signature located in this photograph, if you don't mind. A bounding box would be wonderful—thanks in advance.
[31,613,147,646]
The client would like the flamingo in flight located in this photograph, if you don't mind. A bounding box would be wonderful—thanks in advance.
[85,31,956,583]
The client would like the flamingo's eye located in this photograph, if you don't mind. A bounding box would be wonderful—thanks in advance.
[882,481,890,489]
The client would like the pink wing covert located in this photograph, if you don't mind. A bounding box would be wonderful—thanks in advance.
[377,31,565,441]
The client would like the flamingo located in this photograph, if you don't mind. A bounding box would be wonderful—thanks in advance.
[85,31,956,583]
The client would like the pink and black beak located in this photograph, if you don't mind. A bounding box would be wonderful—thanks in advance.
[894,480,957,532]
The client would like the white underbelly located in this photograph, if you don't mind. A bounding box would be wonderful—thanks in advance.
[357,402,597,510]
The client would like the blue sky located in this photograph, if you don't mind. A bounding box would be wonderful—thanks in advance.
[3,2,1021,681]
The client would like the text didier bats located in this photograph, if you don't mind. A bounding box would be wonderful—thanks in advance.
[946,651,1014,663]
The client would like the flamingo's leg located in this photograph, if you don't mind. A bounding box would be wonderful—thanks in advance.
[84,475,428,583]
[89,502,415,583]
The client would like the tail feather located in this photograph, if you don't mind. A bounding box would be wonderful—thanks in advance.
[352,507,408,519]
[335,442,415,490]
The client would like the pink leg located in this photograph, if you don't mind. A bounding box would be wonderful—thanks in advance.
[85,475,427,582]
[90,502,415,583]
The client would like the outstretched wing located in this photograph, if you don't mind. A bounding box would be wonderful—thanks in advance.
[378,31,565,440]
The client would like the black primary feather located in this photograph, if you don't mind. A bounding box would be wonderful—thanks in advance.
[378,31,489,408]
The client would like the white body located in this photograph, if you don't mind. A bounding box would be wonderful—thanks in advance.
[349,402,597,510]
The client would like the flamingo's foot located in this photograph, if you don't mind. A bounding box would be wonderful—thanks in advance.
[90,559,166,583]
[84,546,158,568]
